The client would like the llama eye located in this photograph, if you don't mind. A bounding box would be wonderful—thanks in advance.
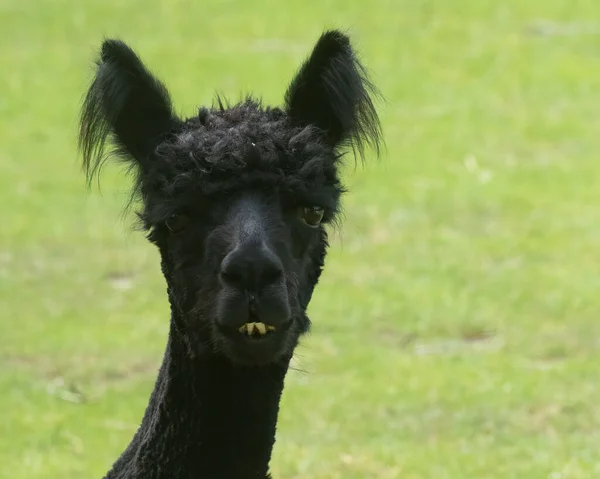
[165,213,190,233]
[299,206,324,228]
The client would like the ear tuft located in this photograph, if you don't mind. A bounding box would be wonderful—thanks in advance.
[284,30,382,161]
[78,39,179,187]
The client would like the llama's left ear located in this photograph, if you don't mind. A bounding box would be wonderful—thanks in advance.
[78,39,181,184]
[284,30,382,159]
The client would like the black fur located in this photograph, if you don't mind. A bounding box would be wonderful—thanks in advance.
[78,29,382,479]
[79,39,181,192]
[285,30,382,161]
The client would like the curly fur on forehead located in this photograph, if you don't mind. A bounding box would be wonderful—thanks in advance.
[138,98,345,226]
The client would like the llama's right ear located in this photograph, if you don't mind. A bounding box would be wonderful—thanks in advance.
[284,30,382,160]
[78,40,180,184]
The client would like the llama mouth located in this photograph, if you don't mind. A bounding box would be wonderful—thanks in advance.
[238,322,276,338]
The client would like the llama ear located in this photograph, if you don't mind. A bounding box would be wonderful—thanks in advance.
[284,30,382,159]
[78,39,180,183]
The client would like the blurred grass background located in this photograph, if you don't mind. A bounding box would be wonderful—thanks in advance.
[2,0,600,477]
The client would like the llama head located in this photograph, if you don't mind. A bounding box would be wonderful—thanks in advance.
[79,31,381,366]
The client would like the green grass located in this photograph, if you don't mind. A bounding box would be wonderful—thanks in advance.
[2,0,600,477]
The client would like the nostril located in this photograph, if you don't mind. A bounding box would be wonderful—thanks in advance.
[220,254,246,286]
[220,269,242,285]
[260,263,283,286]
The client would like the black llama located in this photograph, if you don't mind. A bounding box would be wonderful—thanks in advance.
[78,29,381,479]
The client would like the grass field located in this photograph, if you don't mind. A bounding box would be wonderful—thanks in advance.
[2,0,600,477]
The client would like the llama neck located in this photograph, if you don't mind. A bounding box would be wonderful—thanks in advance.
[105,318,289,479]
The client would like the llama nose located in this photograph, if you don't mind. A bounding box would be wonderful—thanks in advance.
[220,241,284,292]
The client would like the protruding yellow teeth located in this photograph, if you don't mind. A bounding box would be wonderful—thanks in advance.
[238,322,276,337]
